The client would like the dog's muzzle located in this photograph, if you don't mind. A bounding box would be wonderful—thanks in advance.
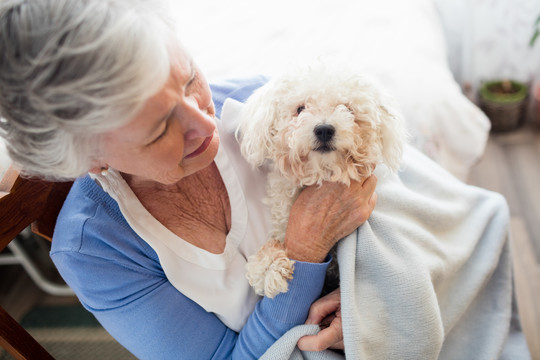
[314,124,335,152]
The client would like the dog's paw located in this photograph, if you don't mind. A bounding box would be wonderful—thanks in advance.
[246,258,272,296]
[246,239,295,298]
[263,256,295,298]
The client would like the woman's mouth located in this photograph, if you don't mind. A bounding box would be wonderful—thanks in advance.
[185,133,214,159]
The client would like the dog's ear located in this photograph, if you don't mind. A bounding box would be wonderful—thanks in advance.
[375,100,408,172]
[236,82,280,167]
[348,76,408,172]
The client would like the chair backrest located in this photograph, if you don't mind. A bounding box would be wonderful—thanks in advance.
[0,164,72,360]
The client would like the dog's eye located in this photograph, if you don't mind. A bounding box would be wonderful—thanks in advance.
[296,105,306,115]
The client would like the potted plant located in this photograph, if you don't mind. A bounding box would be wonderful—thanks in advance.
[478,79,528,132]
[476,15,540,132]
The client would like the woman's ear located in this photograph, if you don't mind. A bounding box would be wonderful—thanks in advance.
[88,167,101,175]
[88,164,109,176]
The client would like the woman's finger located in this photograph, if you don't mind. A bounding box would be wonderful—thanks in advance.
[305,289,340,325]
[362,173,377,191]
[297,316,344,352]
[369,191,378,207]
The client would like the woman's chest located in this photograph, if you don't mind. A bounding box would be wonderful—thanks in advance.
[139,182,232,253]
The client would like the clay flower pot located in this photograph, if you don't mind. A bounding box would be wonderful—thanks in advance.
[478,80,528,132]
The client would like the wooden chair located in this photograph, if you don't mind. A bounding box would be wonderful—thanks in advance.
[0,164,72,360]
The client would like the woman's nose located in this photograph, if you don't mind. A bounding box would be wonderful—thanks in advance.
[183,96,216,140]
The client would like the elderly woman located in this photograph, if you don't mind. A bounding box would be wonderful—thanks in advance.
[0,0,377,358]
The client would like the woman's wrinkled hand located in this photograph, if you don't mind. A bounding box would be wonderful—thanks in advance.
[285,174,377,263]
[297,288,344,352]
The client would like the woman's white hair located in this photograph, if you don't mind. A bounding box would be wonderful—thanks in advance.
[0,0,176,180]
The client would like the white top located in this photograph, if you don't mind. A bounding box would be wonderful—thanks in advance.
[91,99,271,331]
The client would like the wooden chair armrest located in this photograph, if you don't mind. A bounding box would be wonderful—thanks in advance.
[0,164,20,195]
[0,306,54,360]
[0,165,72,249]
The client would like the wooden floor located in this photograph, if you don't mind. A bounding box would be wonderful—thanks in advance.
[467,121,540,359]
[1,120,539,359]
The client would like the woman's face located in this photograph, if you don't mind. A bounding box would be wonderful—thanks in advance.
[96,49,219,186]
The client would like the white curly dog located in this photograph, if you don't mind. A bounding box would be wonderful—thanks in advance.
[237,65,407,298]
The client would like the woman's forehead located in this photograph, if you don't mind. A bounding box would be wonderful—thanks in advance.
[101,54,194,145]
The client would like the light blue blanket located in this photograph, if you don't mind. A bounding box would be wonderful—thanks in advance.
[261,146,530,360]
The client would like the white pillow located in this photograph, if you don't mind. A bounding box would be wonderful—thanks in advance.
[172,0,490,180]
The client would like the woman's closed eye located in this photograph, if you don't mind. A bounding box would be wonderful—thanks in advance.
[147,111,173,146]
[186,68,198,93]
[146,67,199,147]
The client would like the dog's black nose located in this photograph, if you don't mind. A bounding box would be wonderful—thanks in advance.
[314,124,335,143]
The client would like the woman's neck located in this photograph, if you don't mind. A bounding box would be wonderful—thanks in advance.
[123,162,231,254]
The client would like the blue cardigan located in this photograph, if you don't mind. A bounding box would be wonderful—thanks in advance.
[50,76,330,359]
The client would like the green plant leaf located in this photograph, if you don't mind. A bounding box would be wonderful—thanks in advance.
[530,30,540,47]
[531,15,540,47]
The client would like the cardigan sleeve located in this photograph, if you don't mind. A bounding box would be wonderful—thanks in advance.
[210,75,268,117]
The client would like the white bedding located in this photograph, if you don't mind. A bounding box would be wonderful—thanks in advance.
[171,0,491,181]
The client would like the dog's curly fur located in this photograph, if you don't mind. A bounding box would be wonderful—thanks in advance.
[237,65,407,298]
